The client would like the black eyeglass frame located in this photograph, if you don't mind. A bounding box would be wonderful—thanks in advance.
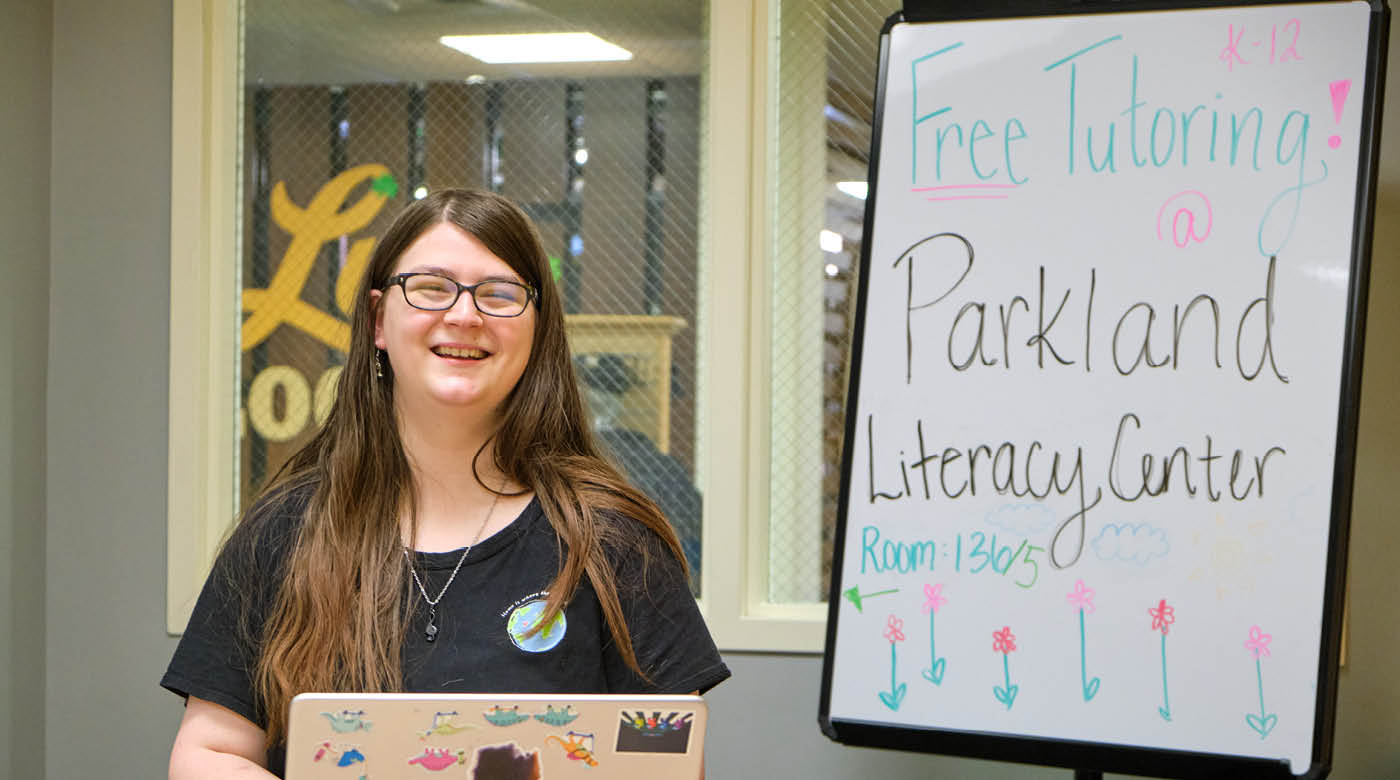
[383,272,537,317]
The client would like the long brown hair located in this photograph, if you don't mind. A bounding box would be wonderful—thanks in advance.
[236,189,685,746]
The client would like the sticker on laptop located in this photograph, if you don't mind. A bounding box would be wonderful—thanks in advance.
[615,710,694,754]
[546,730,598,767]
[407,745,466,771]
[321,709,372,733]
[312,741,368,769]
[533,704,579,726]
[482,704,530,727]
[419,710,477,738]
[467,742,543,778]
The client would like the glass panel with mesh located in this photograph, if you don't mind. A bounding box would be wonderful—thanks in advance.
[767,0,885,603]
[239,0,707,592]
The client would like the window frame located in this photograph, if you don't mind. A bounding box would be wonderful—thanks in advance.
[166,0,241,634]
[166,0,829,653]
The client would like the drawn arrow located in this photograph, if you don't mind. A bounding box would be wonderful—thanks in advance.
[843,586,897,613]
[993,653,1019,710]
[1246,656,1277,738]
[1158,631,1172,721]
[1078,608,1101,701]
[878,640,907,711]
[921,609,946,685]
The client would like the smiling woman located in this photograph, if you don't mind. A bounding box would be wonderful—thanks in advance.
[162,190,728,779]
[372,223,538,420]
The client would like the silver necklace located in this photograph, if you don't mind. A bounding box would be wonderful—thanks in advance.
[404,485,502,643]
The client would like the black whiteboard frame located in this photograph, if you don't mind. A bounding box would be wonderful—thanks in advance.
[817,1,1389,777]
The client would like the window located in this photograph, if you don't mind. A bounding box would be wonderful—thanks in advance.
[169,0,887,653]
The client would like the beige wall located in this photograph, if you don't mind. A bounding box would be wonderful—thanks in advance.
[44,0,177,777]
[0,0,1396,778]
[1329,5,1400,774]
[1332,191,1400,778]
[0,1,50,778]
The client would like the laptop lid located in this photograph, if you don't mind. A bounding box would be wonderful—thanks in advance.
[286,692,707,779]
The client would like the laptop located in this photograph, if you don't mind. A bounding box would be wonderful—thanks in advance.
[286,692,707,779]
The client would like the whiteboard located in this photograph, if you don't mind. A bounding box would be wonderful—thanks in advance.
[819,1,1385,776]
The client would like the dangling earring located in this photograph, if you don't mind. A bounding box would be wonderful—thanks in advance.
[375,349,384,379]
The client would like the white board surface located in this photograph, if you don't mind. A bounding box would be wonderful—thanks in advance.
[824,2,1377,773]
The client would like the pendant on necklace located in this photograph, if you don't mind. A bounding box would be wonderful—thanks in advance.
[425,607,439,643]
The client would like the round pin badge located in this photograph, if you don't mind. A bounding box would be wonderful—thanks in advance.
[506,598,567,652]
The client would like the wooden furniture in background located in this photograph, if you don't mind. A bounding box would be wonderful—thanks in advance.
[566,314,687,454]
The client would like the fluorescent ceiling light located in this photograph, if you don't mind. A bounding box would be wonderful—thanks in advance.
[820,229,843,254]
[836,181,868,200]
[440,33,632,64]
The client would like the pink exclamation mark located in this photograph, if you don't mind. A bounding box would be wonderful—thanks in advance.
[1328,79,1351,149]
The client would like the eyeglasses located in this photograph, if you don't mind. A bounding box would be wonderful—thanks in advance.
[385,273,536,318]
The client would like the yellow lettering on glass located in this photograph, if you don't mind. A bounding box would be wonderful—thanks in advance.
[246,365,312,442]
[313,366,343,426]
[241,164,395,353]
[245,364,344,442]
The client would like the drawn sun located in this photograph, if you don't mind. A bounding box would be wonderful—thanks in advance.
[1186,513,1273,600]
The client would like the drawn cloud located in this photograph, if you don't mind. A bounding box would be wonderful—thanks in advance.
[984,504,1056,536]
[1091,523,1170,565]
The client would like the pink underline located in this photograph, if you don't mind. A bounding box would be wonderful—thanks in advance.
[927,195,1010,201]
[911,184,1020,192]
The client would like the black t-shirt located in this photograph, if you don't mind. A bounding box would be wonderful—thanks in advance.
[161,483,730,777]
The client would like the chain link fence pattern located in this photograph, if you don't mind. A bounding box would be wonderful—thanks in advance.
[767,0,888,602]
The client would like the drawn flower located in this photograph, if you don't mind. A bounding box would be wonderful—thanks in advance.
[883,614,906,643]
[922,583,947,614]
[1149,599,1175,635]
[1244,625,1272,659]
[992,626,1017,654]
[1066,579,1095,613]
